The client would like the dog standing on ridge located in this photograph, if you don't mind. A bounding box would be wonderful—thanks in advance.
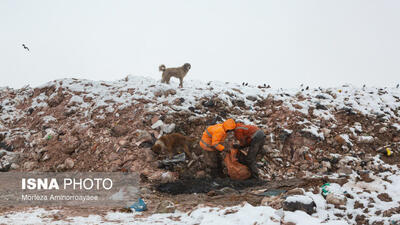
[159,63,191,88]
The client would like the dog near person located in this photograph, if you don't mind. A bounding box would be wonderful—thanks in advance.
[159,63,191,88]
[151,133,196,158]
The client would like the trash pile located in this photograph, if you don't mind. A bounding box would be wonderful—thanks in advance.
[1,76,400,224]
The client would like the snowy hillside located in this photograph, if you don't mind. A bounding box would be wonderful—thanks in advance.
[1,76,400,224]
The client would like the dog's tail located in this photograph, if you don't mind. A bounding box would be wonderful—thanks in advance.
[159,64,166,72]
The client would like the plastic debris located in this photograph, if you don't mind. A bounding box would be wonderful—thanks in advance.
[321,183,345,197]
[129,198,147,212]
[321,183,331,196]
[386,148,392,156]
[160,153,186,166]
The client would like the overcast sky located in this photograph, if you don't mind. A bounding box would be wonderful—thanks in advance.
[1,0,399,89]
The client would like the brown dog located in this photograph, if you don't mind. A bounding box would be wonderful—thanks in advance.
[159,63,191,88]
[151,133,196,157]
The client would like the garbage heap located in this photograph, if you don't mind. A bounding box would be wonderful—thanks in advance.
[0,76,399,184]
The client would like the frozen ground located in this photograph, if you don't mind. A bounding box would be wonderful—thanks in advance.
[1,156,399,225]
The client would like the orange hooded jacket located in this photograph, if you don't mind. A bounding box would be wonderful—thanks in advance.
[199,119,236,151]
[233,123,259,147]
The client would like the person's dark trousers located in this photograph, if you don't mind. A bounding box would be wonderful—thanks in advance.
[246,130,266,178]
[204,150,224,177]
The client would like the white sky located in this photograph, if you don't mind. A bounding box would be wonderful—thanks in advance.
[1,0,399,89]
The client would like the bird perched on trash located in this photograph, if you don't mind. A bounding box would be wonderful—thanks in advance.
[22,44,30,51]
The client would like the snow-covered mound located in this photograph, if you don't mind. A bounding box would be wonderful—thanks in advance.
[1,76,400,224]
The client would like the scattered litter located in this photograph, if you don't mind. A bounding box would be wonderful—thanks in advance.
[129,198,147,212]
[255,189,286,197]
[159,153,186,167]
[386,148,392,156]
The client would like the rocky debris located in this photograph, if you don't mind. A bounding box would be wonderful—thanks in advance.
[358,171,374,182]
[61,136,80,154]
[23,161,37,171]
[377,193,392,202]
[0,141,14,151]
[141,148,155,163]
[195,170,206,178]
[282,195,316,215]
[321,161,331,170]
[315,102,328,110]
[217,187,238,195]
[286,188,305,196]
[158,153,185,168]
[261,195,283,209]
[246,95,258,102]
[0,149,20,172]
[154,89,176,98]
[151,120,176,134]
[155,200,176,213]
[151,120,164,129]
[64,158,75,169]
[382,206,400,217]
[0,161,11,172]
[357,136,374,144]
[111,125,129,137]
[161,123,175,134]
[0,76,399,189]
[202,99,215,107]
[0,77,400,225]
[326,193,347,206]
[335,134,352,146]
[136,130,156,148]
[337,166,353,175]
[145,171,179,183]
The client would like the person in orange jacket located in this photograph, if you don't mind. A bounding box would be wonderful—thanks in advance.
[233,122,266,178]
[199,118,236,176]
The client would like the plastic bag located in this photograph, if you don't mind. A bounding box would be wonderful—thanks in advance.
[129,198,147,212]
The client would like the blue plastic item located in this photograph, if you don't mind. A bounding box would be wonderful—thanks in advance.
[129,198,147,212]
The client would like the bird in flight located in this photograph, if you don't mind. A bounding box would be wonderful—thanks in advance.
[22,44,30,51]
